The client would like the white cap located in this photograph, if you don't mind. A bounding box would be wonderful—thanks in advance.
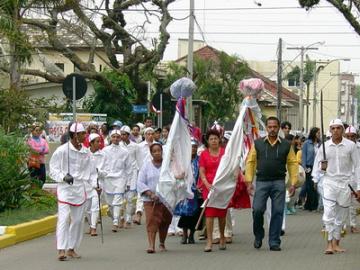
[144,127,154,134]
[89,133,100,143]
[70,123,85,133]
[120,125,131,134]
[329,119,344,128]
[345,125,357,134]
[110,129,121,137]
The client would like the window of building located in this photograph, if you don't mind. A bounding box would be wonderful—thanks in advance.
[288,79,300,87]
[55,63,64,72]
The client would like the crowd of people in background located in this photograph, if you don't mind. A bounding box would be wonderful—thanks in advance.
[24,115,360,260]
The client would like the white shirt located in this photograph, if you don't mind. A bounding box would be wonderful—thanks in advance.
[120,140,139,190]
[85,150,105,198]
[49,142,91,205]
[312,137,360,190]
[101,143,132,194]
[136,140,152,170]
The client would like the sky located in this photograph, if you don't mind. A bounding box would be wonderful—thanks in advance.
[125,0,360,83]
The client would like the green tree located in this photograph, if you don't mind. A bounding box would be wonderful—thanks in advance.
[83,69,137,125]
[0,88,65,133]
[0,0,175,102]
[165,52,249,124]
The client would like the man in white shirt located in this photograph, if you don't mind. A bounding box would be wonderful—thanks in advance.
[119,125,139,228]
[133,127,154,224]
[85,133,104,236]
[50,122,91,261]
[101,129,132,232]
[344,125,360,233]
[312,119,360,254]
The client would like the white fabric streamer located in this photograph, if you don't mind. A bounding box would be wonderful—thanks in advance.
[156,111,194,212]
[207,97,263,209]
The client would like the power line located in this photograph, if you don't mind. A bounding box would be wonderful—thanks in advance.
[63,5,335,12]
[145,31,358,35]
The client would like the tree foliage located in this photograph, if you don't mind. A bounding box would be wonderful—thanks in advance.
[285,59,316,90]
[0,0,176,99]
[0,129,31,212]
[0,88,66,133]
[298,0,360,36]
[83,69,137,124]
[165,52,249,124]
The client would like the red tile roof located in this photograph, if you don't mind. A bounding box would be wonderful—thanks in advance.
[176,45,299,103]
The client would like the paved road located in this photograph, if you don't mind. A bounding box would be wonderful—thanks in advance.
[1,209,359,270]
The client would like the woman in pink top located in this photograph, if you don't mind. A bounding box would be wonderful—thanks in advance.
[27,123,49,186]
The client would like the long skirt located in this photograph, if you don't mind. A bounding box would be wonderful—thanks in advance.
[144,201,172,233]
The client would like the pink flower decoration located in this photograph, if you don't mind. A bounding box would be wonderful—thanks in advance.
[239,78,264,98]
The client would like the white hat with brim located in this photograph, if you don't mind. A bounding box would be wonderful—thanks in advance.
[89,133,100,143]
[144,127,154,134]
[345,125,357,134]
[70,123,85,133]
[120,125,131,134]
[110,129,122,137]
[329,119,344,128]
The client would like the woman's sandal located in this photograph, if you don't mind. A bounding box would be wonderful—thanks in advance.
[204,246,212,252]
[159,243,167,252]
[324,250,334,255]
[146,248,155,254]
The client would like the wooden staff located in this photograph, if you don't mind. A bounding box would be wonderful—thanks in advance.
[195,198,208,230]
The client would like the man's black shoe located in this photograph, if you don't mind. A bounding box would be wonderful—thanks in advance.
[280,230,285,236]
[253,239,262,249]
[270,246,281,251]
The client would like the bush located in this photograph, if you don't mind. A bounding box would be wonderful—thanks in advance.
[0,129,32,212]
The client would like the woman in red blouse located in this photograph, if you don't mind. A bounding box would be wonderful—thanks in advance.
[198,129,226,252]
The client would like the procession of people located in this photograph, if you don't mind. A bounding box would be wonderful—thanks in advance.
[44,78,360,261]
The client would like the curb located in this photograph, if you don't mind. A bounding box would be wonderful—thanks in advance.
[0,205,109,249]
[0,215,57,249]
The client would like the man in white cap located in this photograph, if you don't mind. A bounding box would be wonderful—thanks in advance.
[85,133,104,236]
[119,125,139,228]
[101,129,132,232]
[49,122,90,261]
[133,127,155,225]
[312,119,360,254]
[344,125,360,233]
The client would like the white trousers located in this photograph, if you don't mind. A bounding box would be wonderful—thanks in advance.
[322,181,350,241]
[104,193,123,226]
[168,215,182,234]
[85,196,100,229]
[348,196,358,227]
[56,202,85,250]
[213,209,233,239]
[120,191,136,223]
[135,193,144,214]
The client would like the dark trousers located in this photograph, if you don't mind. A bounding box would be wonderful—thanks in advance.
[253,180,285,247]
[29,163,46,187]
[303,171,318,211]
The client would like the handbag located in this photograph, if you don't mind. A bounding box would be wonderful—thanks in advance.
[28,154,41,169]
[174,195,199,216]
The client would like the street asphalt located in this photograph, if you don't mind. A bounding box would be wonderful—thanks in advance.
[1,208,359,270]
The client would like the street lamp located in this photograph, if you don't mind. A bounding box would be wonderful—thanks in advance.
[287,41,325,130]
[312,58,350,127]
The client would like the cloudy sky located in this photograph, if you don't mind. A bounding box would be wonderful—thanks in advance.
[125,0,360,82]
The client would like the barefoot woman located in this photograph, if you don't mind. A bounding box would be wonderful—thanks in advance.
[137,143,172,253]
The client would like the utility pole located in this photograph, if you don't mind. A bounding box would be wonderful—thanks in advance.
[277,38,282,121]
[287,44,319,130]
[186,0,194,122]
